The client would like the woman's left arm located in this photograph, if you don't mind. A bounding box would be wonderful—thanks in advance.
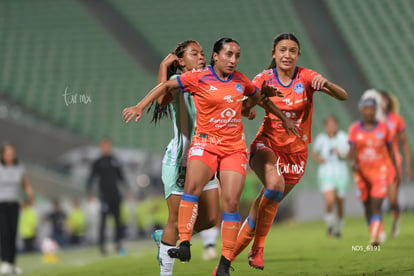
[22,176,35,205]
[312,75,348,101]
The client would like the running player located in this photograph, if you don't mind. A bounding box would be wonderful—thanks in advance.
[348,97,399,245]
[231,33,348,270]
[149,40,221,276]
[312,116,350,238]
[379,91,411,237]
[123,37,299,276]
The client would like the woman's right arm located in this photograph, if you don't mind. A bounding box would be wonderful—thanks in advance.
[122,78,180,123]
[157,53,178,105]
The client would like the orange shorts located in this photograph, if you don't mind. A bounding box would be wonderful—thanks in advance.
[354,173,387,202]
[250,136,308,184]
[387,163,402,186]
[187,143,248,177]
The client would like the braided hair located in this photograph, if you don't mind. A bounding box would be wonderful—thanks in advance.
[148,40,198,124]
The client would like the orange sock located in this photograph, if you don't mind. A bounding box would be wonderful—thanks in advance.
[231,214,256,261]
[368,215,381,242]
[221,212,241,261]
[252,189,283,249]
[178,193,199,243]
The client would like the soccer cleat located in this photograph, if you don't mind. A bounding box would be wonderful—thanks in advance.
[248,247,264,270]
[202,245,218,261]
[212,256,233,276]
[327,226,334,238]
[167,241,191,262]
[391,219,400,238]
[334,231,342,239]
[0,262,12,274]
[152,229,163,261]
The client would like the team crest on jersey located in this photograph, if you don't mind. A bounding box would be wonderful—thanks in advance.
[235,83,243,94]
[294,83,304,94]
[376,131,383,139]
[387,122,394,129]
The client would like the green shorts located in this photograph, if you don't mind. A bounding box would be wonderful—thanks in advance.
[162,164,218,199]
[318,171,349,197]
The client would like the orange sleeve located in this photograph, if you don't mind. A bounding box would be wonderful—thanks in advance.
[252,71,267,91]
[177,69,200,94]
[397,115,406,133]
[348,124,357,144]
[242,75,257,96]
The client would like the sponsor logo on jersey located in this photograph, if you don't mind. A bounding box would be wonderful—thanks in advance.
[209,85,218,91]
[235,83,243,93]
[221,108,236,118]
[294,82,304,94]
[283,98,293,105]
[224,95,234,103]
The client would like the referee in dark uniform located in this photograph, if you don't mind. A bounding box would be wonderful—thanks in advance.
[87,138,128,255]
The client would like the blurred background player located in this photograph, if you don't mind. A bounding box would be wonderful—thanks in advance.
[45,198,67,248]
[66,198,86,246]
[19,199,38,253]
[312,116,350,238]
[0,144,35,274]
[348,97,399,246]
[231,33,348,270]
[379,91,411,237]
[148,40,221,276]
[86,137,129,255]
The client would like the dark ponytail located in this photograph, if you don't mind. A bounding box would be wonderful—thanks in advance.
[267,33,301,69]
[210,37,239,66]
[148,40,199,124]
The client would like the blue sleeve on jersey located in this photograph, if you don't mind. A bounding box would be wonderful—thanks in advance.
[176,76,186,93]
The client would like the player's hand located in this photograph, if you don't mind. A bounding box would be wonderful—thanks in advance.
[243,108,256,120]
[405,165,412,181]
[122,104,144,123]
[161,52,179,68]
[282,117,301,137]
[312,75,328,91]
[261,82,283,98]
[394,173,401,186]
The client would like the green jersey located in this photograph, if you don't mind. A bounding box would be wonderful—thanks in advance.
[162,74,196,167]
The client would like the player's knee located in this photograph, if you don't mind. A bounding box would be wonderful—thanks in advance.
[224,199,239,213]
[266,178,285,193]
[183,180,203,196]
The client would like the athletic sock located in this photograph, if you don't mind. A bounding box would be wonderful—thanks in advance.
[221,212,241,261]
[159,242,176,276]
[324,212,335,229]
[336,218,344,233]
[369,215,382,242]
[231,214,256,261]
[200,226,219,248]
[178,193,199,243]
[252,189,283,249]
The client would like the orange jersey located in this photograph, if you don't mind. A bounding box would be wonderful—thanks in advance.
[385,111,405,164]
[177,66,256,152]
[252,66,320,153]
[348,121,392,177]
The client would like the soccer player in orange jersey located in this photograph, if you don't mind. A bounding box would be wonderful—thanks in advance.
[379,91,411,237]
[231,33,348,270]
[122,38,299,276]
[348,97,399,246]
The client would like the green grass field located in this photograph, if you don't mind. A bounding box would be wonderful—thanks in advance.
[19,213,414,276]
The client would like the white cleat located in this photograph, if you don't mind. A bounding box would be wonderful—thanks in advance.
[202,246,217,261]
